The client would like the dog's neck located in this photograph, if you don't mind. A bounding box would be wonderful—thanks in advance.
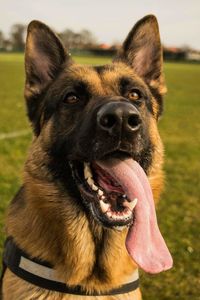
[3,237,140,297]
[6,148,138,293]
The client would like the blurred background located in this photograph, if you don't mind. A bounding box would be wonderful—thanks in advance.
[0,1,200,299]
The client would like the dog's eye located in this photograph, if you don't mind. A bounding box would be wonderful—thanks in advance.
[63,93,79,104]
[127,89,141,101]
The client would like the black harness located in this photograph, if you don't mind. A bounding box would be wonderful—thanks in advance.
[1,237,139,296]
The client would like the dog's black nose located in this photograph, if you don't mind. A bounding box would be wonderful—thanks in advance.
[97,101,141,134]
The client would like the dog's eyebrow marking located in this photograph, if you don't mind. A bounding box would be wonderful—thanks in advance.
[100,63,135,83]
[70,80,91,97]
[119,76,135,95]
[119,76,148,95]
[67,65,104,95]
[95,63,146,96]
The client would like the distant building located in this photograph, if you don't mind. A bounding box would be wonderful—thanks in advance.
[186,49,200,62]
[99,43,111,50]
[163,47,186,61]
[163,46,200,62]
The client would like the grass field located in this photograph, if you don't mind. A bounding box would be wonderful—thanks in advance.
[0,53,200,299]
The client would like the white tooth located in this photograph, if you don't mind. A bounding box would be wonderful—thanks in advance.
[101,195,105,200]
[113,213,120,220]
[123,198,137,211]
[98,189,103,196]
[85,170,91,179]
[92,184,98,191]
[84,163,92,179]
[114,215,120,220]
[87,177,94,187]
[107,211,112,218]
[100,200,110,213]
[128,198,138,210]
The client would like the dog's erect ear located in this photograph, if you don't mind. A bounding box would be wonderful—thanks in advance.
[115,15,166,98]
[25,21,71,133]
[25,20,69,98]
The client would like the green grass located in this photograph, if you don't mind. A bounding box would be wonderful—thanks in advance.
[0,53,200,299]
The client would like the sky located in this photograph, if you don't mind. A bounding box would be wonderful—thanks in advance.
[0,0,200,50]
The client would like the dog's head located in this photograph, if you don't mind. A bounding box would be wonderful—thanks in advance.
[24,15,166,230]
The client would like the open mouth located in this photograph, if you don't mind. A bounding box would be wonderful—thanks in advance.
[69,152,173,274]
[70,153,137,228]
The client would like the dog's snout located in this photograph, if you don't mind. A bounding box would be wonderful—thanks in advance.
[97,101,141,134]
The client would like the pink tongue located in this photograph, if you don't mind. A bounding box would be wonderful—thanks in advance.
[97,158,173,274]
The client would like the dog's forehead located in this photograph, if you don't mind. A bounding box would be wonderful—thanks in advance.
[98,63,147,92]
[96,63,137,82]
[63,62,143,95]
[64,64,103,94]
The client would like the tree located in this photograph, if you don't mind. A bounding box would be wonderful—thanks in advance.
[79,29,96,48]
[59,29,75,49]
[10,24,26,51]
[0,30,4,50]
[60,28,97,49]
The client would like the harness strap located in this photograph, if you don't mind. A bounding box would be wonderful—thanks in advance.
[2,237,139,296]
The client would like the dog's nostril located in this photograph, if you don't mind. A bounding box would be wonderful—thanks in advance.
[100,114,117,129]
[127,114,141,129]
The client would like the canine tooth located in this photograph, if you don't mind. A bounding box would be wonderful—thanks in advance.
[87,177,94,187]
[123,198,137,211]
[129,198,138,210]
[84,163,92,179]
[100,200,110,213]
[91,184,98,191]
[84,170,90,179]
[98,189,103,196]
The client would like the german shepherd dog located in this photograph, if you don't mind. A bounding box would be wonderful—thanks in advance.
[1,15,173,299]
